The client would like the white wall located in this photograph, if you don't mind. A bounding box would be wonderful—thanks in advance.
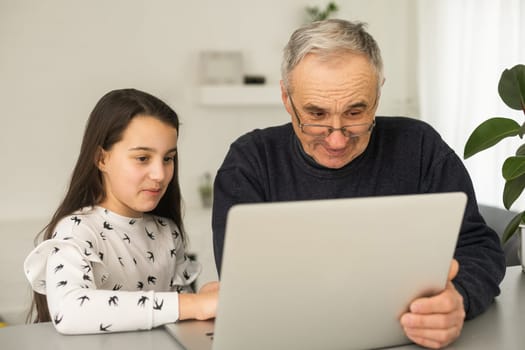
[0,0,418,221]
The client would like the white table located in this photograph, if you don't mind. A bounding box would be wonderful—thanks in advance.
[1,266,523,350]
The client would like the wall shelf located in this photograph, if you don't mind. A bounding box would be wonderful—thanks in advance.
[198,84,282,106]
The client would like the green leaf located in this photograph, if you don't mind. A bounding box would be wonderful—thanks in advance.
[503,173,525,209]
[327,2,339,11]
[464,117,521,159]
[501,211,525,243]
[516,144,525,155]
[502,156,525,180]
[498,64,525,111]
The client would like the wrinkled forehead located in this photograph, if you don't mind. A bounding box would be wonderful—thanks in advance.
[288,52,380,96]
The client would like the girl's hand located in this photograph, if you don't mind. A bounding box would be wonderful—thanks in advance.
[179,281,219,321]
[199,281,220,293]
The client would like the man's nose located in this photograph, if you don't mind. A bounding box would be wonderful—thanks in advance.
[324,128,348,148]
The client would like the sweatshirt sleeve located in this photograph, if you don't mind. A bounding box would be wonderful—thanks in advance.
[424,147,506,319]
[212,142,267,275]
[25,240,180,334]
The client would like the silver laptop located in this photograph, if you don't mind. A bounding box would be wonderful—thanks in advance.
[166,192,467,350]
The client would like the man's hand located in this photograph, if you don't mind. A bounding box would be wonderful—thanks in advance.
[400,259,465,349]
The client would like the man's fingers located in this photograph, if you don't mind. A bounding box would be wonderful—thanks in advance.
[404,326,462,350]
[399,259,464,348]
[401,309,464,329]
[409,283,463,314]
[401,309,465,349]
[448,259,459,281]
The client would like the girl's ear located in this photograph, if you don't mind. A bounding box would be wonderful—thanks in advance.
[95,146,108,171]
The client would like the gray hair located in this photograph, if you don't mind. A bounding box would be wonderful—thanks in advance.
[281,19,384,92]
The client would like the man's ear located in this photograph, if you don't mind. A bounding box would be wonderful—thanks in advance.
[95,146,108,171]
[280,80,293,116]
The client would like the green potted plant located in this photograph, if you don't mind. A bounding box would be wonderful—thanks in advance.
[198,172,213,208]
[464,64,525,268]
[305,1,339,22]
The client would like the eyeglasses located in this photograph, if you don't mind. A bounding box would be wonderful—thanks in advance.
[289,95,376,138]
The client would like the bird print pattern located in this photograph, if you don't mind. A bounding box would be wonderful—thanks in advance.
[24,206,201,334]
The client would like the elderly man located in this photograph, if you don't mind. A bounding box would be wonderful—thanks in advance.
[212,19,505,349]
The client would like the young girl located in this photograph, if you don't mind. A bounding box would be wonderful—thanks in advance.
[24,88,218,334]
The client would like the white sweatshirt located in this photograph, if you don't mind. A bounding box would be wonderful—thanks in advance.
[24,206,200,334]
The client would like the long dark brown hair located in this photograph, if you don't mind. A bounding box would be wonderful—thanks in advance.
[28,88,185,323]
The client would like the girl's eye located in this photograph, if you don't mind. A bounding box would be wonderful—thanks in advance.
[137,156,149,162]
[163,156,175,162]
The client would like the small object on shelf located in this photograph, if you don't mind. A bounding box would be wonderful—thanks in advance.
[199,51,243,85]
[243,75,266,85]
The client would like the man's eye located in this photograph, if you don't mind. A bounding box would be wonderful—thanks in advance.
[309,111,326,119]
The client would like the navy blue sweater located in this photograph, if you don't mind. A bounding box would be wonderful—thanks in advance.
[212,116,506,320]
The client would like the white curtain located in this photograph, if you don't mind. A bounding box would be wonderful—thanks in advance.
[417,0,525,209]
